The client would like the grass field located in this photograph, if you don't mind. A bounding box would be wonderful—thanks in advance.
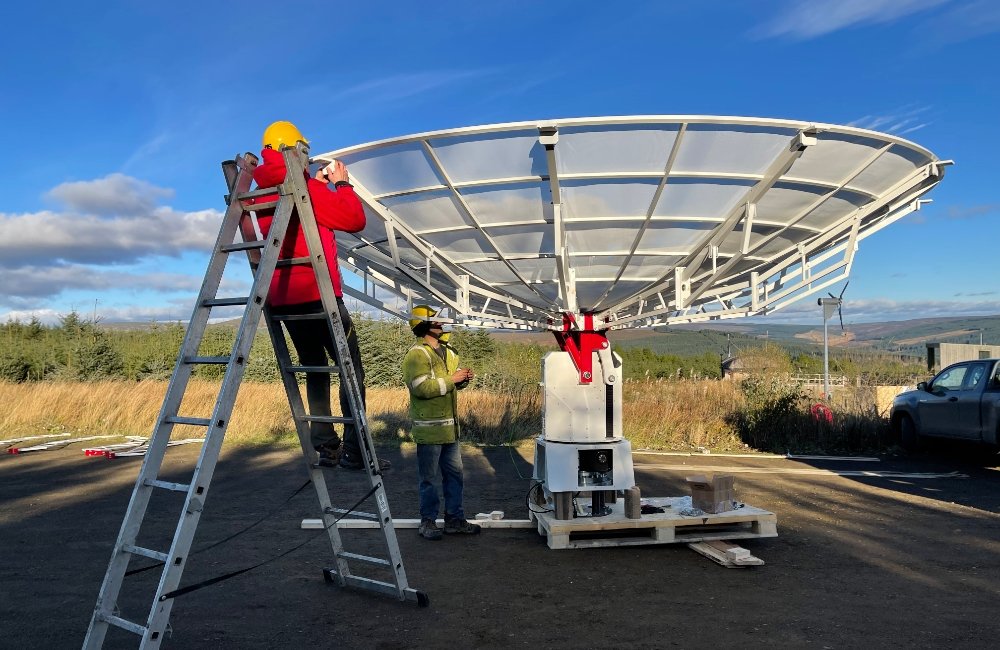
[0,378,895,454]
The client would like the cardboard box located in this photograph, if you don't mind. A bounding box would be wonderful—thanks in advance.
[686,474,736,513]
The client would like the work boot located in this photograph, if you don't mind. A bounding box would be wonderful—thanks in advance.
[443,518,481,535]
[339,451,391,471]
[418,519,442,541]
[314,441,343,468]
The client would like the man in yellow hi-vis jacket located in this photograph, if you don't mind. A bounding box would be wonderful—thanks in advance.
[402,306,481,541]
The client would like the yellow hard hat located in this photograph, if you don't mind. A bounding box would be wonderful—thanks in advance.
[262,121,308,150]
[409,305,436,330]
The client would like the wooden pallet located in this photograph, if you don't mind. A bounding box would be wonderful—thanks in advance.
[530,496,777,550]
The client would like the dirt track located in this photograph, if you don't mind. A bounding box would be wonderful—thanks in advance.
[3,441,1000,649]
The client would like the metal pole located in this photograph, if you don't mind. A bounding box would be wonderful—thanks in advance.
[823,315,830,401]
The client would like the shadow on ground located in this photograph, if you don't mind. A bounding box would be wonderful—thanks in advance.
[3,437,1000,649]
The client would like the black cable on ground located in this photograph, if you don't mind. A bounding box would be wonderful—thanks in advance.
[124,479,312,577]
[159,482,380,601]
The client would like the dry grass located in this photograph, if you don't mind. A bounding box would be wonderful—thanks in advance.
[0,381,539,448]
[460,385,541,445]
[622,380,746,451]
[0,379,895,454]
[0,380,285,444]
[0,381,408,447]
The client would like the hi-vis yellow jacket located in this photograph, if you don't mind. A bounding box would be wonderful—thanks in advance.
[402,341,464,444]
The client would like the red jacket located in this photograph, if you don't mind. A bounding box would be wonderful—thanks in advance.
[243,148,366,306]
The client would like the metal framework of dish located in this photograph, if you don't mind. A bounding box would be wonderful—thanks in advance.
[316,116,948,331]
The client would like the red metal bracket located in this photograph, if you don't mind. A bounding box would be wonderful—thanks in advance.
[551,313,609,384]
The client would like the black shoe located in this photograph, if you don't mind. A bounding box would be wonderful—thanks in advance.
[443,518,481,535]
[418,519,442,541]
[338,451,391,471]
[314,441,343,467]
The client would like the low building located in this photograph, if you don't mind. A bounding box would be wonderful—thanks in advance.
[720,355,746,380]
[926,342,1000,373]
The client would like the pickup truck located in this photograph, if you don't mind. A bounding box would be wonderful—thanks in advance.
[890,358,1000,449]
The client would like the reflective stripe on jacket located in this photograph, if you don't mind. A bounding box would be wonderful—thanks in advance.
[401,342,462,444]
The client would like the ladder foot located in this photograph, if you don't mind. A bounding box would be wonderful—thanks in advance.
[322,568,344,585]
[416,591,430,608]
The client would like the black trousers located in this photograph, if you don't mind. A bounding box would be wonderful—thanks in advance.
[271,298,366,454]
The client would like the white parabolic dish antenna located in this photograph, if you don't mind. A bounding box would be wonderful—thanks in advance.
[317,116,947,331]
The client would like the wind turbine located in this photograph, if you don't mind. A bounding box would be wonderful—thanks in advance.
[818,282,848,401]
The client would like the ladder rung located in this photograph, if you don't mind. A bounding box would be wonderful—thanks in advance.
[340,574,408,599]
[202,297,249,307]
[99,613,147,637]
[123,544,169,563]
[337,551,390,567]
[276,256,311,268]
[146,478,191,492]
[326,507,377,520]
[236,187,279,201]
[244,200,279,211]
[287,365,340,374]
[164,416,212,427]
[185,356,231,365]
[221,241,266,253]
[302,415,354,425]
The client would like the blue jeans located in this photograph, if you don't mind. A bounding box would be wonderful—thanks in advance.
[417,442,465,522]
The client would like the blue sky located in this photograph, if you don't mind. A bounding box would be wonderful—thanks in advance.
[2,0,999,326]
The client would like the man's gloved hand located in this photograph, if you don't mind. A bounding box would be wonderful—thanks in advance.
[315,159,349,185]
[452,368,474,388]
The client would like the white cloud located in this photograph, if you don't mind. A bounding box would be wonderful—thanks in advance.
[896,123,930,136]
[299,69,503,128]
[1,308,63,324]
[1,296,249,326]
[755,0,952,40]
[0,172,240,317]
[1,173,220,269]
[328,70,493,105]
[762,296,1000,323]
[1,267,188,299]
[0,265,249,301]
[848,105,933,136]
[92,300,242,324]
[923,0,1000,44]
[944,203,1000,220]
[120,134,171,174]
[46,173,175,217]
[0,206,221,267]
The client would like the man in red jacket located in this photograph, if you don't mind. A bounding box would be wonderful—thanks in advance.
[246,120,388,471]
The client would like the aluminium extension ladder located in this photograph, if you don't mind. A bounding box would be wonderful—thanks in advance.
[83,143,426,650]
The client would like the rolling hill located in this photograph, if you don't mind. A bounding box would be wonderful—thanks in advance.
[100,313,1000,362]
[492,314,1000,361]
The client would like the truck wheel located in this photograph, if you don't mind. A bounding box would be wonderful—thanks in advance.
[900,415,921,451]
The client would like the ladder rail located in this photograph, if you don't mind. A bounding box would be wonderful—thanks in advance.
[83,153,261,649]
[284,151,372,467]
[84,152,299,648]
[260,304,354,582]
[284,149,413,598]
[84,144,425,650]
[140,162,302,644]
